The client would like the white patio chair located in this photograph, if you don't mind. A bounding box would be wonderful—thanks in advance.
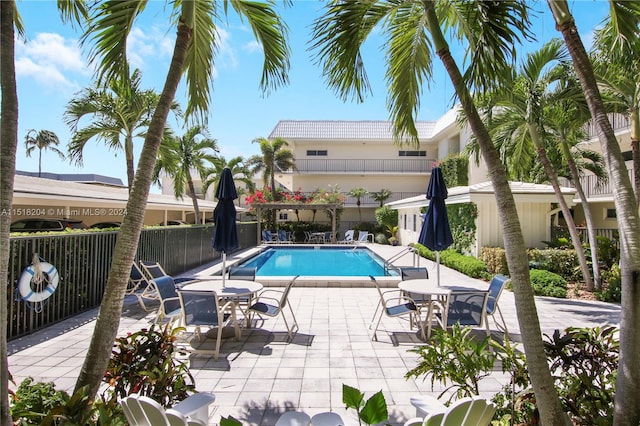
[275,411,311,426]
[248,275,300,338]
[337,229,355,244]
[121,392,215,426]
[369,275,424,341]
[357,230,374,243]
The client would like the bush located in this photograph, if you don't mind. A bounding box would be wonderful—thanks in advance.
[480,247,509,275]
[11,377,68,424]
[527,248,580,281]
[374,206,398,228]
[597,263,621,303]
[412,244,488,279]
[528,269,567,298]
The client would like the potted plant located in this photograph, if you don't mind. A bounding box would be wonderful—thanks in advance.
[386,225,399,245]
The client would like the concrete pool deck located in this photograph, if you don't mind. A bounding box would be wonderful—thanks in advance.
[7,244,621,425]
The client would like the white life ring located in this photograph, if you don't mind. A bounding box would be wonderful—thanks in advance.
[18,262,59,303]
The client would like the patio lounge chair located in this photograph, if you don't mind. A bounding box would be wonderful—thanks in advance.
[406,395,496,426]
[357,230,374,243]
[262,230,276,244]
[277,229,294,244]
[369,275,424,341]
[338,229,355,244]
[121,392,215,426]
[140,260,195,286]
[178,289,241,361]
[310,411,346,425]
[129,262,159,312]
[248,275,300,338]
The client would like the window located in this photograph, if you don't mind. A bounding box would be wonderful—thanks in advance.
[413,214,417,232]
[307,150,328,156]
[605,208,616,219]
[278,212,289,220]
[399,150,426,157]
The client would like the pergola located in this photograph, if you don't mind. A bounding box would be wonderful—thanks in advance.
[252,202,342,243]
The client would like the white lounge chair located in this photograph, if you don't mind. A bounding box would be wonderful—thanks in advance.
[406,395,496,426]
[121,392,215,426]
[357,230,374,243]
[275,411,312,426]
[338,230,355,244]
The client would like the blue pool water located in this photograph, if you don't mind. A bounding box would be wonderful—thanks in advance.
[239,246,397,277]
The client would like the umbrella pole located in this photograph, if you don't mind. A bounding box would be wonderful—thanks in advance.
[222,252,226,287]
[436,251,440,286]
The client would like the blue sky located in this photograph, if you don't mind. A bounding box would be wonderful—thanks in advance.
[14,1,608,190]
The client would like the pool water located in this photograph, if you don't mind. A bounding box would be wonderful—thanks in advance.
[239,246,397,277]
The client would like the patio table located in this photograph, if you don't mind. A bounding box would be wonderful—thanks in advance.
[181,279,264,327]
[397,280,486,339]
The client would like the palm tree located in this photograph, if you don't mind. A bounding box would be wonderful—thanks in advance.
[371,188,392,207]
[24,129,65,177]
[348,187,368,221]
[481,40,593,290]
[312,1,569,423]
[1,2,88,422]
[202,155,256,200]
[153,126,219,224]
[547,1,640,422]
[73,0,289,400]
[247,137,296,226]
[64,69,175,191]
[592,17,640,207]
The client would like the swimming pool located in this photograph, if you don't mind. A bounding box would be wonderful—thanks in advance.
[238,246,398,277]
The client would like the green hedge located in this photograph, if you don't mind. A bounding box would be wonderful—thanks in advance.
[521,269,567,298]
[413,243,488,279]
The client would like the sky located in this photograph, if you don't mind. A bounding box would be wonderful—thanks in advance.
[13,0,609,192]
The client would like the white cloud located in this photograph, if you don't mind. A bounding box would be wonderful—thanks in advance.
[215,28,238,68]
[15,33,87,90]
[243,40,263,54]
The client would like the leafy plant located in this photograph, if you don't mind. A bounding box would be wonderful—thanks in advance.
[406,324,496,403]
[10,377,68,424]
[343,384,389,425]
[529,269,567,298]
[102,324,196,410]
[220,415,243,425]
[544,326,619,425]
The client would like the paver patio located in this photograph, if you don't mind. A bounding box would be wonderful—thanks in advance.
[8,245,621,425]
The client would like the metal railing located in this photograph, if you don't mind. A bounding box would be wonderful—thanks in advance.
[7,223,257,340]
[559,168,633,199]
[295,158,435,174]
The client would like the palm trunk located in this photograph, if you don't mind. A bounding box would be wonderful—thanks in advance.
[38,149,42,177]
[0,1,19,423]
[425,2,571,424]
[74,20,192,399]
[187,174,201,224]
[630,108,640,206]
[548,1,640,423]
[125,134,135,193]
[559,137,601,290]
[529,125,594,290]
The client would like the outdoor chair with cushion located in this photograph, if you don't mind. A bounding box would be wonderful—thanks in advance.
[228,266,257,281]
[338,229,355,244]
[152,275,184,326]
[369,275,424,341]
[398,267,436,322]
[178,289,241,361]
[248,275,300,338]
[406,395,496,426]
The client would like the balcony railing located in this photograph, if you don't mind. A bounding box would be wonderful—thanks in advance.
[560,168,633,199]
[295,159,435,174]
[584,113,631,139]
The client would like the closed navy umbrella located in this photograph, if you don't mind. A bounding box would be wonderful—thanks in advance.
[212,168,239,285]
[418,167,453,285]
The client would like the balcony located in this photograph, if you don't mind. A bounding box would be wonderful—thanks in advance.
[584,113,630,139]
[560,168,634,199]
[295,158,435,174]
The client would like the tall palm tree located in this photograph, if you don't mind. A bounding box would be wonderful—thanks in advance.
[73,0,289,400]
[64,69,175,191]
[153,126,219,224]
[1,2,88,422]
[348,187,368,221]
[371,188,392,207]
[592,16,640,206]
[202,155,256,202]
[547,1,640,422]
[24,129,65,177]
[481,40,594,290]
[312,1,569,423]
[248,137,296,226]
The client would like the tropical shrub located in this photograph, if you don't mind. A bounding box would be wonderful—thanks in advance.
[11,377,69,424]
[597,263,621,303]
[102,324,196,410]
[479,247,509,275]
[527,248,580,281]
[528,269,567,298]
[440,250,487,279]
[342,384,389,425]
[544,326,618,425]
[374,205,398,228]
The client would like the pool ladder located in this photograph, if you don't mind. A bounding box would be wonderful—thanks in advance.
[383,246,420,274]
